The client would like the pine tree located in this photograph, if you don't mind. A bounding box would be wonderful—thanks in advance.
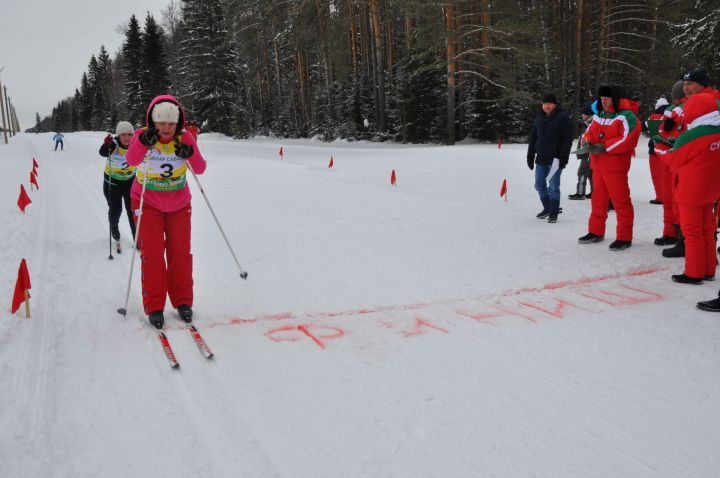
[34,113,42,133]
[122,15,145,125]
[141,14,171,106]
[79,72,93,130]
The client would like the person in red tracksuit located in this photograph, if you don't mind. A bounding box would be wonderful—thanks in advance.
[667,93,720,286]
[647,96,669,205]
[578,86,642,251]
[126,95,207,329]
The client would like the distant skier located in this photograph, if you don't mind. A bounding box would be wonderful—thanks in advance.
[526,93,573,223]
[186,119,200,139]
[126,95,206,329]
[99,121,137,248]
[53,132,64,151]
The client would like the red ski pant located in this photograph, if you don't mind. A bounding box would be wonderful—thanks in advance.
[588,168,634,241]
[649,153,665,202]
[658,160,677,237]
[679,203,717,279]
[132,199,193,314]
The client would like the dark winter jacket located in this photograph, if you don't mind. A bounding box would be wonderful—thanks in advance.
[527,106,573,168]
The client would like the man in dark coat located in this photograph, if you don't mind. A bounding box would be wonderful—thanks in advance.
[527,93,573,223]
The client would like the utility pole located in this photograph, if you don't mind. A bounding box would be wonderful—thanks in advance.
[0,67,8,144]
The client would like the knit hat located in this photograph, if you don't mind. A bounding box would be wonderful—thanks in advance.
[151,101,180,123]
[671,81,686,101]
[597,85,613,98]
[683,67,709,87]
[115,121,134,136]
[682,93,720,130]
[542,93,558,104]
[654,97,669,109]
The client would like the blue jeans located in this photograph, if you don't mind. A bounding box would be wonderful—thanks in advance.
[535,163,562,203]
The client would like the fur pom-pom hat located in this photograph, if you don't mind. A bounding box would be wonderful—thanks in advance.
[151,101,180,123]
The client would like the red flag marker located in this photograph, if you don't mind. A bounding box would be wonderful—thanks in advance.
[17,185,32,213]
[11,259,32,317]
[500,179,508,200]
[30,171,39,191]
[328,156,334,168]
[33,158,39,169]
[279,146,284,158]
[391,170,397,186]
[498,137,503,149]
[32,164,38,177]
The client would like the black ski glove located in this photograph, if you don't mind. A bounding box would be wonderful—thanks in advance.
[527,155,535,170]
[589,143,606,154]
[663,117,675,132]
[139,127,160,147]
[175,141,194,159]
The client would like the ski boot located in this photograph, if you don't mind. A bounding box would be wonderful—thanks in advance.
[177,305,193,323]
[148,310,165,329]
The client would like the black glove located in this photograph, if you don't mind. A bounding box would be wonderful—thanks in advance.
[589,143,606,154]
[139,127,160,147]
[527,155,535,170]
[663,117,675,132]
[560,158,568,169]
[175,141,194,159]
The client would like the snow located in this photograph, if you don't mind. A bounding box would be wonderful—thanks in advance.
[1,132,719,477]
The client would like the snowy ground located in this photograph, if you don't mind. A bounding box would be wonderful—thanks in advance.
[0,132,719,478]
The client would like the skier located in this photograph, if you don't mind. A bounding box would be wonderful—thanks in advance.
[568,104,594,200]
[667,93,720,287]
[99,121,137,248]
[126,95,206,329]
[577,85,641,251]
[526,93,573,223]
[186,119,200,140]
[53,132,64,151]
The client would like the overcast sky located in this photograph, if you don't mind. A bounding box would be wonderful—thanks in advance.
[0,0,170,129]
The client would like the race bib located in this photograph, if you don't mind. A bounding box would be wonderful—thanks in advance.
[135,139,188,192]
[105,147,136,181]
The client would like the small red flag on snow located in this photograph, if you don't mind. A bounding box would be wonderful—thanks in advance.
[279,146,284,158]
[30,171,39,190]
[17,185,32,213]
[391,170,397,186]
[11,259,32,317]
[328,156,334,168]
[32,164,38,177]
[500,179,508,200]
[498,137,503,149]
[33,158,39,169]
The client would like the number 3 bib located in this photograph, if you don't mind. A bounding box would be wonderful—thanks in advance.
[136,138,188,192]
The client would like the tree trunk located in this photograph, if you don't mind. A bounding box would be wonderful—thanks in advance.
[370,0,385,131]
[446,3,456,145]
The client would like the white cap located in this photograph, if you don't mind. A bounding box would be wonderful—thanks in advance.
[655,97,669,109]
[151,102,180,123]
[116,121,134,136]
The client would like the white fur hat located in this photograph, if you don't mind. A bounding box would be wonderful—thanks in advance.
[654,97,669,109]
[116,121,134,136]
[151,101,180,123]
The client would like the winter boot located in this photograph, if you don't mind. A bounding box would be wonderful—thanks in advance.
[609,240,632,251]
[654,235,677,246]
[536,198,550,219]
[578,232,604,244]
[650,198,663,205]
[111,224,120,241]
[662,224,685,258]
[177,304,193,323]
[671,274,703,285]
[568,179,586,200]
[548,200,560,223]
[696,297,720,312]
[148,310,165,329]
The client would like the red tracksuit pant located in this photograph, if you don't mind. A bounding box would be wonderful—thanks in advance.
[658,160,677,237]
[132,199,193,314]
[649,153,664,202]
[679,203,717,279]
[588,168,634,241]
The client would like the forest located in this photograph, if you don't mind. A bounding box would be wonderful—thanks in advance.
[36,0,720,143]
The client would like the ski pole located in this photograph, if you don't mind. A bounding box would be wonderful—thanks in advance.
[117,154,150,316]
[186,162,248,280]
[106,154,114,260]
